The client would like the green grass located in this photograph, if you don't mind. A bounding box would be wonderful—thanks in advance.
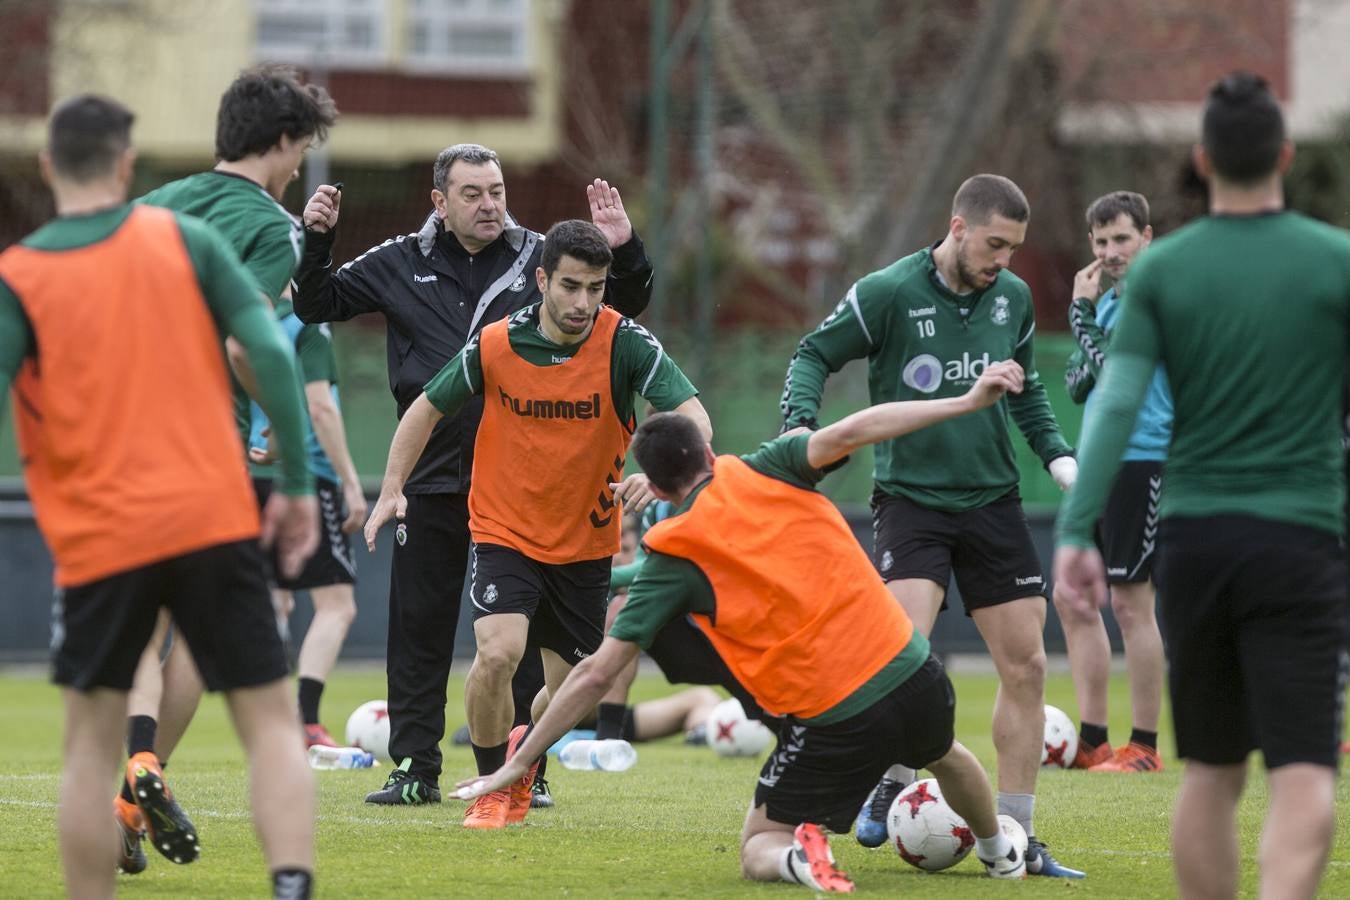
[1,666,1348,897]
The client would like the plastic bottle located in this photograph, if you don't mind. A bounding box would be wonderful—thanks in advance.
[557,739,637,772]
[307,745,376,770]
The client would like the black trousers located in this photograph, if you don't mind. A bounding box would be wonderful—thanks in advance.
[386,493,545,782]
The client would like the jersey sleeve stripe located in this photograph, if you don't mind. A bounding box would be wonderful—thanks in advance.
[621,319,666,396]
[1015,320,1036,349]
[339,233,412,272]
[845,283,873,347]
[461,332,481,393]
[1069,303,1105,367]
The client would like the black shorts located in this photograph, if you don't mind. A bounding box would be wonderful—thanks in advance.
[1155,516,1348,770]
[871,488,1046,614]
[50,540,289,693]
[753,654,955,833]
[254,477,356,590]
[1095,461,1162,585]
[469,543,608,662]
[646,614,769,721]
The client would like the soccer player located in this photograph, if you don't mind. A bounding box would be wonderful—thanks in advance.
[0,95,319,900]
[1054,72,1349,900]
[248,290,366,748]
[780,174,1083,876]
[296,145,654,808]
[112,64,336,872]
[1055,191,1169,772]
[364,220,709,828]
[457,364,1033,892]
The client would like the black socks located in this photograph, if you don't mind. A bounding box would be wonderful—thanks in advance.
[298,677,324,727]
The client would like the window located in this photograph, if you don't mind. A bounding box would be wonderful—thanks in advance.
[406,0,531,75]
[254,0,387,67]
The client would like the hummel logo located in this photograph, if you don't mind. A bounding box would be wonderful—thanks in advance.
[414,273,438,283]
[1014,575,1043,586]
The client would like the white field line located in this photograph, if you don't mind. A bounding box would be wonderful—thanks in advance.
[1,796,1349,868]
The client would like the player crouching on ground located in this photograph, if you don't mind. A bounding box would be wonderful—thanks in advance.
[457,362,1031,892]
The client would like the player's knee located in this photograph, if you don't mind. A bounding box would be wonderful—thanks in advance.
[1109,587,1153,631]
[1000,648,1047,693]
[471,642,523,682]
[331,594,357,627]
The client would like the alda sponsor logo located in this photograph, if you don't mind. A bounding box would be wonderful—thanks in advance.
[498,386,602,419]
[901,352,997,393]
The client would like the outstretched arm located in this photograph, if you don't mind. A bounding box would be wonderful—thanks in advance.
[805,361,1025,470]
[588,179,654,318]
[363,393,442,550]
[672,395,713,441]
[455,636,642,799]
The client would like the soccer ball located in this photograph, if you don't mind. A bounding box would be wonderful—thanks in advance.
[886,778,974,871]
[997,813,1029,858]
[1041,704,1078,768]
[705,697,774,757]
[345,700,390,762]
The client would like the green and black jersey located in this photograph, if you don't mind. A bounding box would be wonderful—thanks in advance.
[424,304,697,420]
[609,433,931,725]
[781,246,1072,511]
[1058,211,1350,545]
[139,171,304,440]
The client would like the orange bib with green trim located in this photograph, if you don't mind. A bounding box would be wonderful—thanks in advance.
[643,454,914,718]
[0,206,258,586]
[469,306,633,563]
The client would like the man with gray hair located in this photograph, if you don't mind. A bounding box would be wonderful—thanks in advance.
[294,144,654,806]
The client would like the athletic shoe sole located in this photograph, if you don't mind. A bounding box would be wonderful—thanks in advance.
[132,766,200,864]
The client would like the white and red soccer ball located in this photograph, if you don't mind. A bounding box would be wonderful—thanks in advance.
[705,697,775,757]
[1041,704,1079,768]
[886,778,975,871]
[345,700,391,762]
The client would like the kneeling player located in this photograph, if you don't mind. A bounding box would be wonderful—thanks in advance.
[458,362,1030,891]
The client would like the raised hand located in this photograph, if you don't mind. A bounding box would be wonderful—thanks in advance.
[303,183,343,233]
[1072,259,1104,303]
[586,178,632,248]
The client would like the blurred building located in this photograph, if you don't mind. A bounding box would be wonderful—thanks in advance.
[3,0,1350,327]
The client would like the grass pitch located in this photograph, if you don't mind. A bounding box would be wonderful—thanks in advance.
[2,665,1348,898]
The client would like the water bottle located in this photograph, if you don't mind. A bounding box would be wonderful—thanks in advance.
[307,745,376,770]
[557,739,637,772]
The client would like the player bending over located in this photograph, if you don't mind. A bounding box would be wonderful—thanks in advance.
[458,362,1031,892]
